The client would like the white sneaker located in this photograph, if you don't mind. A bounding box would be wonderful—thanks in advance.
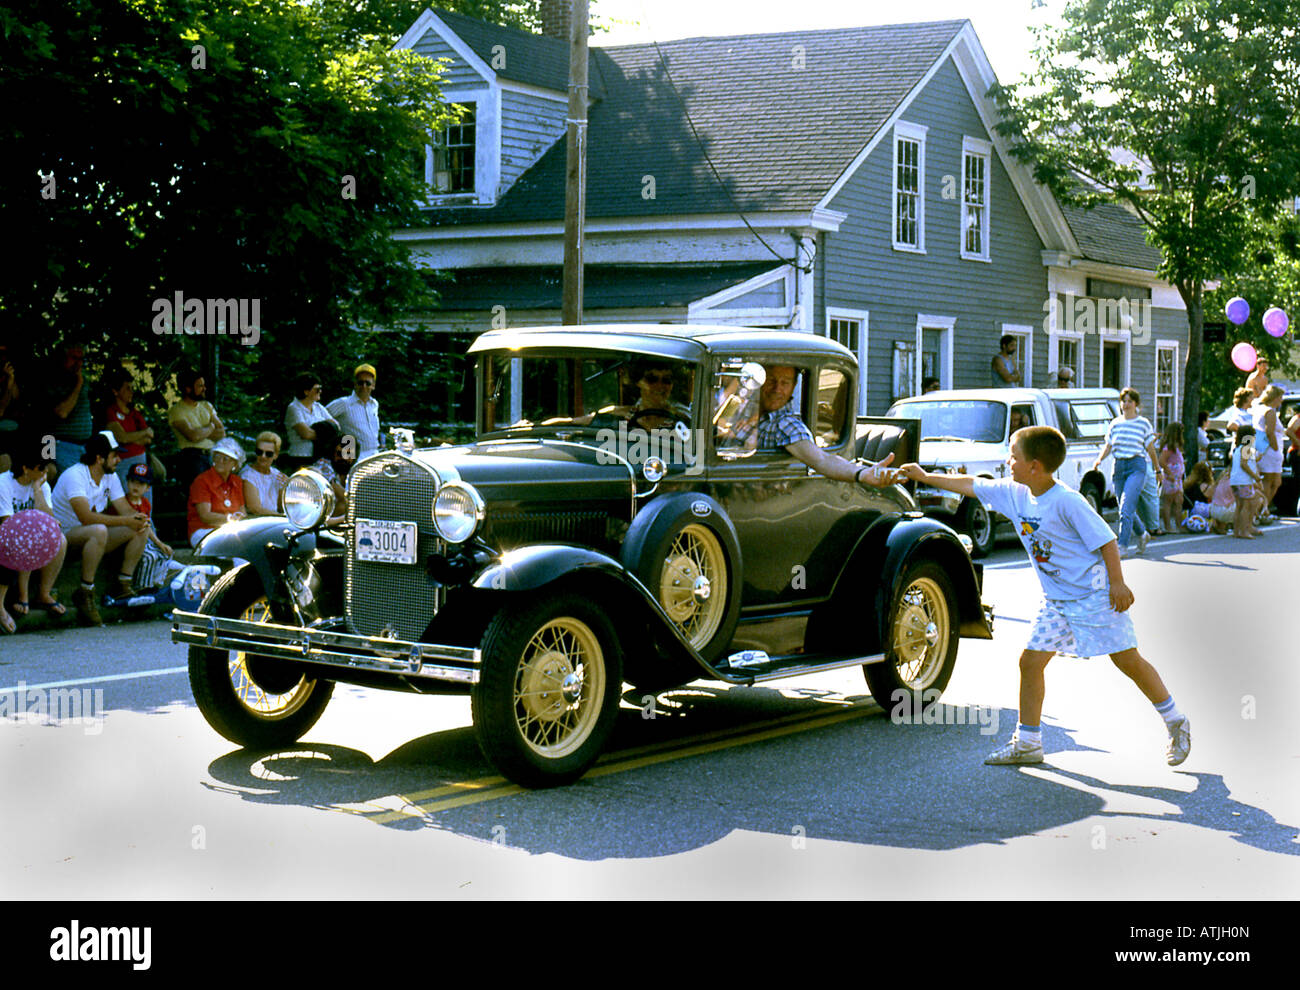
[1166,717,1191,766]
[1118,546,1137,560]
[984,737,1044,765]
[1136,530,1150,555]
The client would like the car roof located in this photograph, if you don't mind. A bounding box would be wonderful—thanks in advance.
[892,386,1118,404]
[467,324,855,364]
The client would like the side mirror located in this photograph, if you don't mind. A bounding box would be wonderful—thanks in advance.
[739,362,766,392]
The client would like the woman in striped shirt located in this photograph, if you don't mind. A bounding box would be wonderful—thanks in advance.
[1091,387,1163,557]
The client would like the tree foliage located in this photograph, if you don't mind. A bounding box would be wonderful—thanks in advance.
[990,0,1300,459]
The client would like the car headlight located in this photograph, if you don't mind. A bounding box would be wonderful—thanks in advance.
[432,481,485,544]
[284,470,335,530]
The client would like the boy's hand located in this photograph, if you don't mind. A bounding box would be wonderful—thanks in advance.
[900,463,927,483]
[1109,581,1135,612]
[159,543,173,557]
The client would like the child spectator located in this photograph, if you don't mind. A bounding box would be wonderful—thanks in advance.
[901,426,1190,766]
[117,462,176,592]
[1158,423,1186,532]
[0,436,67,632]
[1182,463,1232,534]
[1229,424,1263,539]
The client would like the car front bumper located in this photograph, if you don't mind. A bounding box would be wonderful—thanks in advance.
[171,610,481,684]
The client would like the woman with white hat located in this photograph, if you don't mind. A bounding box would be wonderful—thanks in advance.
[187,437,248,548]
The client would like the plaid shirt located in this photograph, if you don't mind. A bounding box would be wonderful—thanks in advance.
[757,405,813,450]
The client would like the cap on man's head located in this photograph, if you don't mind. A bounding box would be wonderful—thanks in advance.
[354,363,377,378]
[85,429,128,460]
[127,461,152,485]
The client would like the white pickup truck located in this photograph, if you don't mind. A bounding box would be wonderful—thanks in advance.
[885,387,1121,556]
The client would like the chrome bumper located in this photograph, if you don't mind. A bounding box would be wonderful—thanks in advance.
[171,610,481,684]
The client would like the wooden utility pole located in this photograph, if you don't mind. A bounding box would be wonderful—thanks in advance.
[561,0,589,326]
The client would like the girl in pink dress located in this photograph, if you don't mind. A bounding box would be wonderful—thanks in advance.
[1158,423,1186,532]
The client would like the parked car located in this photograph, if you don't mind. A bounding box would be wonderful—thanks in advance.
[172,326,993,788]
[884,387,1120,556]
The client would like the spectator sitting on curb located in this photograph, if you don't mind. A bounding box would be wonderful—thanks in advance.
[115,461,175,593]
[188,438,247,549]
[0,435,68,632]
[50,430,149,626]
[900,425,1191,767]
[241,431,289,516]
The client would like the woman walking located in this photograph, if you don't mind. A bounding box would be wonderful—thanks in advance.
[1092,388,1163,557]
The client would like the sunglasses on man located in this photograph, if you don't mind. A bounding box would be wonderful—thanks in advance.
[641,372,673,385]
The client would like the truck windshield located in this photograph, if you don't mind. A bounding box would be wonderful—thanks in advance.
[886,400,1007,443]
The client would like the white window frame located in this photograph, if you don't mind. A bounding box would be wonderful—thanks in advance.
[916,313,956,393]
[960,136,992,262]
[419,87,501,208]
[825,307,870,415]
[1002,323,1033,388]
[1154,340,1180,434]
[892,121,927,254]
[1098,328,1132,390]
[1046,292,1085,385]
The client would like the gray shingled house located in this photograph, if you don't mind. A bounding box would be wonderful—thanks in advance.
[395,5,1191,426]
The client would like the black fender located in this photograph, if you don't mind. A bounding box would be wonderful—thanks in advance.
[618,491,743,663]
[819,513,990,653]
[468,543,722,690]
[194,517,343,613]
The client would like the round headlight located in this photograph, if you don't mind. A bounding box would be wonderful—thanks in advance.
[432,481,485,544]
[284,470,335,530]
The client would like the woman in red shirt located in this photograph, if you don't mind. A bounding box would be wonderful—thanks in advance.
[188,438,247,548]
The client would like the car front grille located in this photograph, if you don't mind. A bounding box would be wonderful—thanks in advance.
[345,454,445,641]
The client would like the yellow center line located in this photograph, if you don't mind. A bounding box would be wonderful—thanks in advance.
[361,700,881,824]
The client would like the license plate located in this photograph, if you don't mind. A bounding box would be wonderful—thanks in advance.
[355,519,418,564]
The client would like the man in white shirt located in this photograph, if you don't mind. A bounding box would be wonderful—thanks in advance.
[50,431,149,625]
[327,363,380,457]
[0,437,67,632]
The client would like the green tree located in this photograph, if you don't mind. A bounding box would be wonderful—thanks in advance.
[990,0,1300,463]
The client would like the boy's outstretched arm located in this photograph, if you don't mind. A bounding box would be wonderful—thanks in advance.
[899,463,978,497]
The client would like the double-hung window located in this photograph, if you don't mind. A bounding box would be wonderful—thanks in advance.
[961,136,991,261]
[433,103,476,194]
[892,122,927,252]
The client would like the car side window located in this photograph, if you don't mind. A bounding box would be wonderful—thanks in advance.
[813,367,850,448]
[1008,403,1036,434]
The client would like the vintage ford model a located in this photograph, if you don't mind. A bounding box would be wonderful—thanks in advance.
[172,326,992,787]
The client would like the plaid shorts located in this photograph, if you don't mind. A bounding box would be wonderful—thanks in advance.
[1025,587,1137,658]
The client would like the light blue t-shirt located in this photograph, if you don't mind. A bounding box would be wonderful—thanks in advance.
[972,477,1118,600]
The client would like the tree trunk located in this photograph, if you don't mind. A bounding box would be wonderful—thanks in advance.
[1180,281,1204,470]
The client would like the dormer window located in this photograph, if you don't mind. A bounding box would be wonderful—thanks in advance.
[434,104,476,193]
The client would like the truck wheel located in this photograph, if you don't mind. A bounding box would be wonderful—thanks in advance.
[962,498,997,557]
[472,593,623,788]
[188,567,334,749]
[1081,481,1103,515]
[864,561,959,717]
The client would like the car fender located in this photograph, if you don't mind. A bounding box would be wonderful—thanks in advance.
[194,516,340,605]
[830,514,991,648]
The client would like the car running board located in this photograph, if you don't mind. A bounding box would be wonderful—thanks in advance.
[716,650,889,686]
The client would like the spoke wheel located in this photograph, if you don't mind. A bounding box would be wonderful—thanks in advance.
[473,593,623,788]
[189,567,333,749]
[657,524,727,650]
[864,561,959,716]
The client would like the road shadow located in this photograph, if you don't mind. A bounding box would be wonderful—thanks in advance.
[200,685,1299,860]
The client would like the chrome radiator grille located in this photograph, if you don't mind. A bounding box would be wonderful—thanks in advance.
[345,454,445,641]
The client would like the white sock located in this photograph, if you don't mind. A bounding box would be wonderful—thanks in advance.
[1015,723,1042,747]
[1154,696,1184,728]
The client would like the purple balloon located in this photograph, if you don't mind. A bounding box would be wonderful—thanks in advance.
[1231,341,1258,373]
[1263,307,1289,338]
[0,509,63,572]
[1226,297,1250,325]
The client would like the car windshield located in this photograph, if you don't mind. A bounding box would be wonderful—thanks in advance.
[886,400,1008,444]
[478,351,698,462]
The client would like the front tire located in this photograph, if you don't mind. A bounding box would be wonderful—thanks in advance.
[864,561,959,717]
[962,497,997,557]
[188,567,334,749]
[471,593,623,788]
[1081,481,1103,515]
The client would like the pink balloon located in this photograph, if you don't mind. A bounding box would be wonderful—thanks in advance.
[1263,307,1289,338]
[0,509,63,572]
[1231,341,1258,372]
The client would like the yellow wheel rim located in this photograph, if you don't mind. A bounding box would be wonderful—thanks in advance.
[658,524,727,650]
[512,617,606,758]
[229,598,316,719]
[891,576,950,689]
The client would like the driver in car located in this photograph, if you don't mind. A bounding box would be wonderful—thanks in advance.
[759,364,899,486]
[586,359,691,430]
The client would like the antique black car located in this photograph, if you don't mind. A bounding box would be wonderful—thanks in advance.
[172,326,992,787]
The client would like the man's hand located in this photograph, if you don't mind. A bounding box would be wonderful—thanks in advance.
[1109,581,1135,613]
[125,515,148,533]
[858,452,900,486]
[210,422,226,441]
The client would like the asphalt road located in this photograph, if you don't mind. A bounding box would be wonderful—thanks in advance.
[2,521,1298,898]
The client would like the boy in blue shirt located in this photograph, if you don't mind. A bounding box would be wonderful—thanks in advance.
[901,425,1190,766]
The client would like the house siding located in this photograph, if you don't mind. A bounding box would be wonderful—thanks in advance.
[500,90,567,197]
[414,28,491,89]
[818,57,1050,414]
